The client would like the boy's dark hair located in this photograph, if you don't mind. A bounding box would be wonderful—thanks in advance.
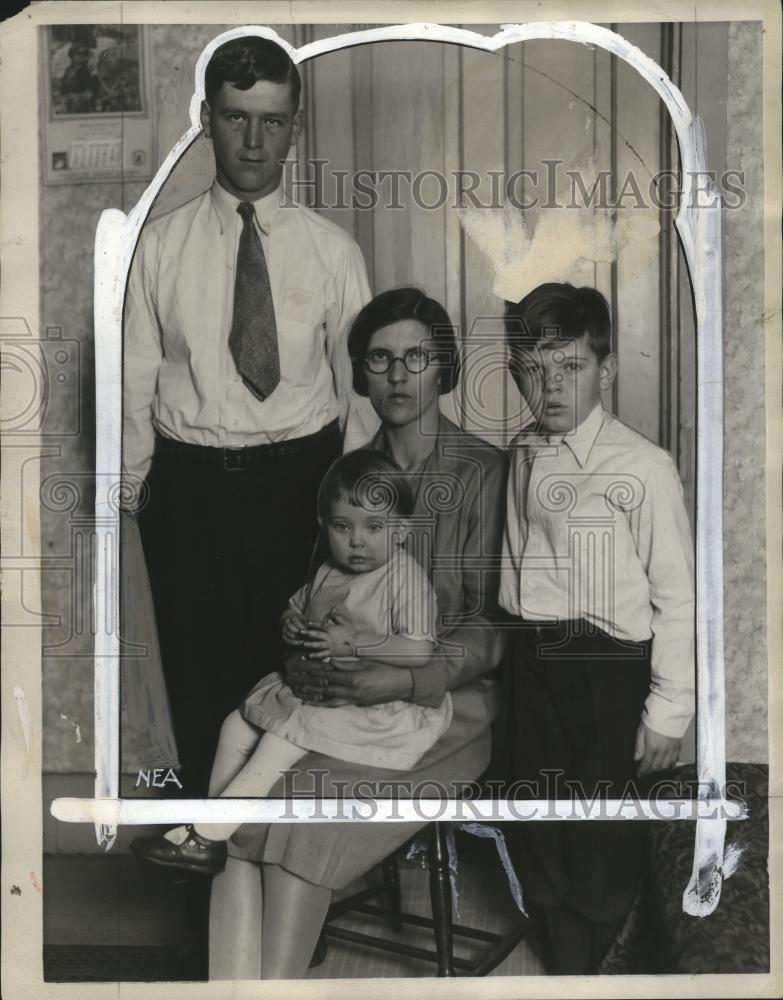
[205,36,301,110]
[317,450,414,520]
[348,286,461,396]
[504,282,613,361]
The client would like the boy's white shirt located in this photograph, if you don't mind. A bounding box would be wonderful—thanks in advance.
[499,401,695,740]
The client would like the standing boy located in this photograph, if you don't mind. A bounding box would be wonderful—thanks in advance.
[498,282,695,973]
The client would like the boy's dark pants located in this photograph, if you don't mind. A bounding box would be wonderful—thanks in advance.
[501,621,652,973]
[135,425,340,797]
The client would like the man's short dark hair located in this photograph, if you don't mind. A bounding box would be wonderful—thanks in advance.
[347,286,461,397]
[205,36,301,110]
[504,282,613,361]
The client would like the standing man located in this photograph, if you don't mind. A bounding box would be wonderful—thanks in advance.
[123,35,371,796]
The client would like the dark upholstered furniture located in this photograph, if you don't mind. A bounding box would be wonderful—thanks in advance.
[599,762,769,974]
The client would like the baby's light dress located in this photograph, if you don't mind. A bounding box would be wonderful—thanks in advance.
[240,548,452,770]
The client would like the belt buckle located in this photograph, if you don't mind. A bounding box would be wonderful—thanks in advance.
[223,448,249,471]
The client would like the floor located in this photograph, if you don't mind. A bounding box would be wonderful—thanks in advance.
[43,836,547,982]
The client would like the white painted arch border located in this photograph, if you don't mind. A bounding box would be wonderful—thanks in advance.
[52,21,731,918]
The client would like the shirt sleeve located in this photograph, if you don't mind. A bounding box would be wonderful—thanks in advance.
[288,581,310,616]
[634,454,696,739]
[498,441,525,616]
[288,562,333,619]
[122,227,163,489]
[389,553,438,642]
[410,451,508,707]
[323,235,373,439]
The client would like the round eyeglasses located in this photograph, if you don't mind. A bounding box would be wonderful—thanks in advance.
[362,347,441,375]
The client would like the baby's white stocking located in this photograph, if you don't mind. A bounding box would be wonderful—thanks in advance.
[195,732,307,841]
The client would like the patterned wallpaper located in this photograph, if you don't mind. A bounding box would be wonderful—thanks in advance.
[41,178,145,770]
[40,22,769,771]
[722,22,767,764]
[40,22,294,771]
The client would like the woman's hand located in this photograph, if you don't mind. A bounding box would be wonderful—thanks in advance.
[283,651,413,707]
[312,658,414,707]
[284,649,327,697]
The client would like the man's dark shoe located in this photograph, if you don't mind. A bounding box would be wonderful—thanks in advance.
[130,825,227,875]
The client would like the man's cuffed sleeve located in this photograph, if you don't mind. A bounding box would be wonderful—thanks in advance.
[123,229,163,487]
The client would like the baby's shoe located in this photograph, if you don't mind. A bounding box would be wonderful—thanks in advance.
[130,825,227,875]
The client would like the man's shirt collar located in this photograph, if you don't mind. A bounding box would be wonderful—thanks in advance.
[210,178,285,235]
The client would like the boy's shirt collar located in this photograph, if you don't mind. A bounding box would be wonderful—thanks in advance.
[522,401,606,468]
[560,401,606,468]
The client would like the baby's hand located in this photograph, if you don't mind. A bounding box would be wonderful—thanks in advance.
[281,609,307,646]
[322,606,359,659]
[298,614,357,660]
[322,621,357,659]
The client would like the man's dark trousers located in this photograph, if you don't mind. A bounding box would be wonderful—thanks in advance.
[136,424,341,797]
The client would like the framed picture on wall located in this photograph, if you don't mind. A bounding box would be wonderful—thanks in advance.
[40,24,155,184]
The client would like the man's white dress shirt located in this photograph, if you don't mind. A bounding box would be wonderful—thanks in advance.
[123,180,373,482]
[499,402,695,739]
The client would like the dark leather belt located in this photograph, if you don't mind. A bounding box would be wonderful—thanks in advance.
[154,420,340,471]
[518,618,651,660]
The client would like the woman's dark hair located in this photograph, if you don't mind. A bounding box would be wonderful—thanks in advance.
[205,36,301,110]
[347,286,461,397]
[317,450,414,521]
[504,282,612,361]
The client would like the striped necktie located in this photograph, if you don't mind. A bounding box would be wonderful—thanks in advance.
[228,201,280,400]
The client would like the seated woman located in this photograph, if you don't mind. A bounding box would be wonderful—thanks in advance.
[130,449,452,867]
[209,286,508,979]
